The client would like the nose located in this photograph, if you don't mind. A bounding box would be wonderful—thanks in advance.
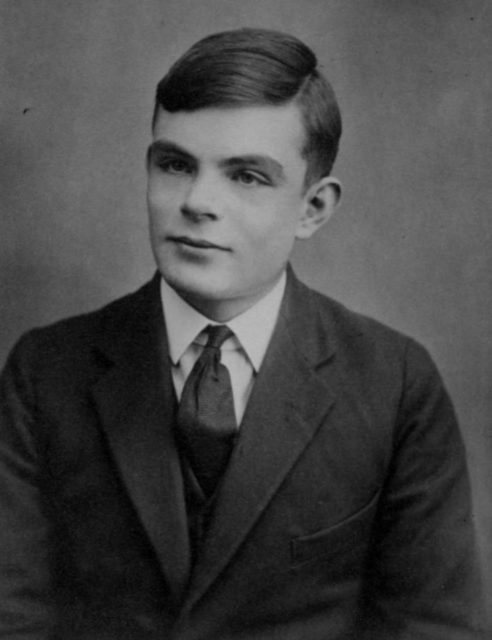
[181,172,220,222]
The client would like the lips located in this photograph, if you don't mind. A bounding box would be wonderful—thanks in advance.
[170,236,231,251]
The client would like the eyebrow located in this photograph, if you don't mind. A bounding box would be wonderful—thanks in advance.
[148,141,286,182]
[147,140,194,162]
[221,155,286,182]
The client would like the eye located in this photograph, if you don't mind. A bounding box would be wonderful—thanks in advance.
[232,169,269,187]
[157,157,193,175]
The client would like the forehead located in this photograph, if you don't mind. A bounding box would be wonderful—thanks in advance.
[152,103,307,166]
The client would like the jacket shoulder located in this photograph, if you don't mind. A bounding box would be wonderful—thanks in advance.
[295,279,442,396]
[2,277,158,378]
[299,279,415,355]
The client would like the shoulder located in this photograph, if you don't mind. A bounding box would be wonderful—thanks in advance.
[288,274,447,417]
[291,273,433,369]
[2,275,159,382]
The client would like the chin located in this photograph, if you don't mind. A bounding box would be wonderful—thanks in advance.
[160,265,231,303]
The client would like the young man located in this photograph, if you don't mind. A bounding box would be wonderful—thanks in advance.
[0,28,483,639]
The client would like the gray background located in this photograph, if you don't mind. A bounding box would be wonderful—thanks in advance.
[1,0,491,623]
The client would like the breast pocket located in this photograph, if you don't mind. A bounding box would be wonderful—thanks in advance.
[290,490,381,568]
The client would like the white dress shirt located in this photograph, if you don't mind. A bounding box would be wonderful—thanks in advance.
[160,273,286,425]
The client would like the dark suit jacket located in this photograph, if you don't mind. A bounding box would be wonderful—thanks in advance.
[0,269,482,639]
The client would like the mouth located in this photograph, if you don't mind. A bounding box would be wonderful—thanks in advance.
[169,236,231,252]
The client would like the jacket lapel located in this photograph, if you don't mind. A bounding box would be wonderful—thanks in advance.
[90,275,191,606]
[183,269,338,611]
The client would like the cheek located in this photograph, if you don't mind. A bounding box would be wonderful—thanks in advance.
[235,223,296,274]
[147,185,178,225]
[240,199,301,249]
[147,173,185,206]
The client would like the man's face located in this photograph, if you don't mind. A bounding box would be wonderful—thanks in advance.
[147,103,333,320]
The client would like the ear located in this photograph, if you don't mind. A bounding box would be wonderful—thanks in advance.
[296,177,341,240]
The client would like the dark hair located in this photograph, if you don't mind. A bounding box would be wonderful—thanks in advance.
[153,28,341,185]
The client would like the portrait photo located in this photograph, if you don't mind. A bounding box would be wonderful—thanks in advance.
[1,1,491,637]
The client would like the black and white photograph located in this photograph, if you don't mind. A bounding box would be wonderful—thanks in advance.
[1,1,490,638]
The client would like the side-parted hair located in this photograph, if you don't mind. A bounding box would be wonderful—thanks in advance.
[153,28,342,186]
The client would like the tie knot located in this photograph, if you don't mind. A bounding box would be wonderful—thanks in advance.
[204,324,233,350]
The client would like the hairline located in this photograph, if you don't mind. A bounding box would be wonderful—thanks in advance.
[151,97,323,191]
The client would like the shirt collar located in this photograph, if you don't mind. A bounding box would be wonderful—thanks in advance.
[160,272,286,372]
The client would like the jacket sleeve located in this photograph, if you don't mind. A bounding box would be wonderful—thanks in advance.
[0,334,56,639]
[357,338,485,639]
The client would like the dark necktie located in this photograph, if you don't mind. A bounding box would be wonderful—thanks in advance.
[176,325,237,496]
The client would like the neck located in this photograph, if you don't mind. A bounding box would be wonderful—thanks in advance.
[173,276,286,323]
